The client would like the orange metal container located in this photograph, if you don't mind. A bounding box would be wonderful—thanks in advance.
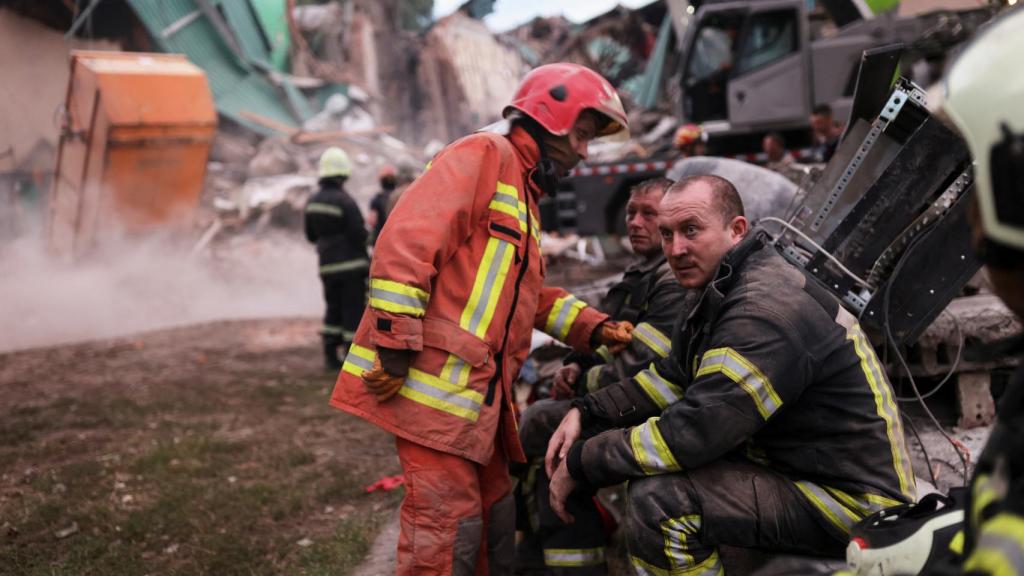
[48,51,217,257]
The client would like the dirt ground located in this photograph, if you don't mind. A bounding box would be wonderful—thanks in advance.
[0,318,402,576]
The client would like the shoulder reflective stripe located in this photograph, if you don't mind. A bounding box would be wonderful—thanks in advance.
[596,345,613,363]
[697,347,782,420]
[489,194,522,220]
[635,365,684,409]
[847,324,915,500]
[342,344,376,377]
[632,550,722,576]
[306,202,344,217]
[973,473,999,529]
[630,417,681,474]
[319,258,370,275]
[964,513,1024,573]
[633,322,671,358]
[949,529,965,555]
[545,296,587,340]
[586,365,603,393]
[660,514,700,569]
[793,481,862,535]
[369,278,429,317]
[496,181,518,198]
[398,368,483,421]
[543,547,605,567]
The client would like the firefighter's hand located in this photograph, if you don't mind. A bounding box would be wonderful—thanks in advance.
[362,358,405,402]
[593,321,634,354]
[552,363,581,399]
[546,407,582,478]
[377,346,412,377]
[549,459,577,524]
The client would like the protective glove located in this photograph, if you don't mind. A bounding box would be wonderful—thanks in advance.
[592,320,634,354]
[362,347,413,402]
[363,358,405,402]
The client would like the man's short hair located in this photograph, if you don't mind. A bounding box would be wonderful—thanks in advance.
[765,131,786,147]
[812,104,833,117]
[629,177,673,199]
[667,175,744,224]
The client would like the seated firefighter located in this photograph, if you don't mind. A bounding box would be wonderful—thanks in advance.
[546,175,916,574]
[516,177,693,573]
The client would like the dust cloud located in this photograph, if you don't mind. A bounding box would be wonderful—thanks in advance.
[0,232,323,352]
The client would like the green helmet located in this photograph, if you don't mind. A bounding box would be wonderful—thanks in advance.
[318,147,352,179]
[940,8,1024,255]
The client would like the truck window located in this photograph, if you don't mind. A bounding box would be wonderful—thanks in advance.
[686,14,744,84]
[734,10,798,76]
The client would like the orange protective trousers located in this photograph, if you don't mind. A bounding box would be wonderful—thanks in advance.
[395,434,514,575]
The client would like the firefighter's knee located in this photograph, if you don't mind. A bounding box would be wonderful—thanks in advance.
[625,474,699,541]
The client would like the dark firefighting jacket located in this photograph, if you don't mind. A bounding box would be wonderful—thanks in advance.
[304,181,369,274]
[567,231,917,538]
[566,255,693,395]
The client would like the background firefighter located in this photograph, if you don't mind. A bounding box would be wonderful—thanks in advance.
[304,147,369,371]
[329,63,634,575]
[515,177,693,574]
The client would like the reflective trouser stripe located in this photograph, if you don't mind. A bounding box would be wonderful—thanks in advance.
[633,322,671,358]
[543,547,606,567]
[847,323,915,500]
[342,344,376,377]
[963,513,1024,573]
[661,515,701,570]
[793,481,864,535]
[697,347,782,420]
[398,368,483,421]
[369,278,429,317]
[546,296,587,341]
[635,364,684,409]
[632,549,723,576]
[320,258,369,275]
[306,202,343,217]
[630,417,681,474]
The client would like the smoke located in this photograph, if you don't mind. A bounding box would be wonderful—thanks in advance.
[0,231,323,353]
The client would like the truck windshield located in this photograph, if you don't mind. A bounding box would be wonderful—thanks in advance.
[687,23,737,84]
[734,10,798,75]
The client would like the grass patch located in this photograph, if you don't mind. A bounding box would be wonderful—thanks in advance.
[297,517,378,576]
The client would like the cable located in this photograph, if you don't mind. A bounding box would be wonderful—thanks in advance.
[883,225,971,486]
[760,217,874,289]
[896,310,964,402]
[903,412,940,488]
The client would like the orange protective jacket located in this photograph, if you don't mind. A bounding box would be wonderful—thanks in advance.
[330,126,608,465]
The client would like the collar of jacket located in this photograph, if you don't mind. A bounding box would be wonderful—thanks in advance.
[508,125,544,197]
[626,253,667,275]
[688,230,768,323]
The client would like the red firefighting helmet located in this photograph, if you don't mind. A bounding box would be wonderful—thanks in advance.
[503,63,629,139]
[674,123,703,149]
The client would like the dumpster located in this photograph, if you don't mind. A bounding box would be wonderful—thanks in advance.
[48,51,217,257]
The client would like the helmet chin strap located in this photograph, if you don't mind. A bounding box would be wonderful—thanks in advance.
[519,116,562,197]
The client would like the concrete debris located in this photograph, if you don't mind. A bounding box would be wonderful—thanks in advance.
[54,522,79,540]
[296,537,314,548]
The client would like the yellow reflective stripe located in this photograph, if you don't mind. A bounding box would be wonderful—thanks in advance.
[973,473,999,530]
[630,417,681,474]
[596,345,613,363]
[306,202,343,217]
[963,513,1024,573]
[848,324,915,500]
[488,197,522,219]
[397,368,483,421]
[586,365,602,393]
[633,322,671,358]
[949,529,964,555]
[635,365,684,409]
[440,354,471,388]
[661,515,700,569]
[543,547,605,567]
[341,344,376,377]
[822,486,899,517]
[697,347,782,420]
[460,236,515,338]
[369,278,429,316]
[794,481,862,535]
[545,296,587,340]
[632,550,722,576]
[496,181,518,199]
[320,258,369,275]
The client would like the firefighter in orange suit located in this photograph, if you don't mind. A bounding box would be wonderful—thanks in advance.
[329,63,633,575]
